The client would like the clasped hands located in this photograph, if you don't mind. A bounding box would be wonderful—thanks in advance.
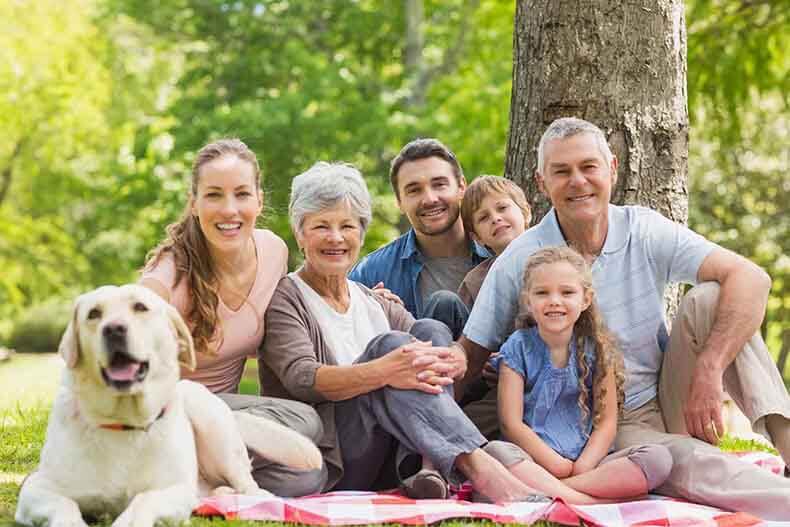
[382,340,467,395]
[545,452,596,479]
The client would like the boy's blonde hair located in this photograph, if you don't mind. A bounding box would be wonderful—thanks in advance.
[461,175,532,237]
[517,246,626,432]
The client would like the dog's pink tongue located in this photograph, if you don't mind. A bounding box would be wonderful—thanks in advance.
[106,363,140,381]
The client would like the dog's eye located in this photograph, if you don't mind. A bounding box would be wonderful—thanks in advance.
[87,308,102,320]
[133,302,149,313]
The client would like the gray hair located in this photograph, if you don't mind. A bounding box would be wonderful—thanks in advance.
[536,117,614,175]
[289,161,373,235]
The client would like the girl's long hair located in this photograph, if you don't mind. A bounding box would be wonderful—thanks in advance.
[142,138,262,355]
[515,246,625,431]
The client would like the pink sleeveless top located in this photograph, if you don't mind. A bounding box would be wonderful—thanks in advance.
[141,229,288,393]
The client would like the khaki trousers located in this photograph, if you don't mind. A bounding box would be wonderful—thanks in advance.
[616,282,790,520]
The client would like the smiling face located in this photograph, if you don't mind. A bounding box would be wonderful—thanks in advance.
[191,154,262,257]
[470,192,528,254]
[536,132,617,226]
[296,200,363,279]
[396,157,466,237]
[61,285,195,399]
[524,261,592,342]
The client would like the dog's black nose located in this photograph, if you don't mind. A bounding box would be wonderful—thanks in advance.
[102,323,127,340]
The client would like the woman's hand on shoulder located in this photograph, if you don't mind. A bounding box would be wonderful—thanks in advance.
[371,282,405,306]
[379,340,454,394]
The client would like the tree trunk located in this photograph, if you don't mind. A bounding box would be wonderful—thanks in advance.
[506,0,689,318]
[506,0,689,224]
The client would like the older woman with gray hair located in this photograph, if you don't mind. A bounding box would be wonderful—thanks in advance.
[258,162,604,504]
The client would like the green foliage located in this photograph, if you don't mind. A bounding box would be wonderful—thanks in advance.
[687,0,789,364]
[689,97,788,354]
[0,0,185,325]
[687,1,790,143]
[7,299,72,353]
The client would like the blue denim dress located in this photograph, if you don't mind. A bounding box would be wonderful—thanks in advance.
[491,327,596,460]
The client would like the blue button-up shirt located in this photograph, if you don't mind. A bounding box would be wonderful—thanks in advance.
[349,228,489,317]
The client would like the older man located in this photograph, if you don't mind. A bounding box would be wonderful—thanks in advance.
[456,117,790,519]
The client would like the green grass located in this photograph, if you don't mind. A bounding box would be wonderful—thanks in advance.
[718,434,779,455]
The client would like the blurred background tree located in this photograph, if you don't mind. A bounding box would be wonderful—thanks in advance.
[686,0,789,374]
[0,0,786,375]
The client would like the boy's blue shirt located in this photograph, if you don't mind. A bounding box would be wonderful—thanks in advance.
[349,228,489,317]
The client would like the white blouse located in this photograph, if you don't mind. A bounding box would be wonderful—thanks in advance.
[290,274,391,365]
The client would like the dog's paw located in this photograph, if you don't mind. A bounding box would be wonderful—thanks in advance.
[111,510,152,527]
[210,485,236,496]
[247,487,275,498]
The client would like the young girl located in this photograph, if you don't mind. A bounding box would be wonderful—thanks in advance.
[493,246,673,499]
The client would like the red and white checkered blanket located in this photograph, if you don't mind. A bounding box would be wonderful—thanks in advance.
[195,451,785,526]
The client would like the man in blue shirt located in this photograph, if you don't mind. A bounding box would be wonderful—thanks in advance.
[455,117,790,519]
[349,138,488,337]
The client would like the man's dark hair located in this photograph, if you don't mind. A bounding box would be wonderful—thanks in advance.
[389,138,464,198]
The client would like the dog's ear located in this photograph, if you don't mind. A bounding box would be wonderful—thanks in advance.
[166,303,196,371]
[58,298,82,368]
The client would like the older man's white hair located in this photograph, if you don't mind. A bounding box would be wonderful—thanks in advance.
[536,117,614,175]
[289,161,373,235]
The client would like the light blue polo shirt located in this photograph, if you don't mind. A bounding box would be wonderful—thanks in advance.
[464,205,717,410]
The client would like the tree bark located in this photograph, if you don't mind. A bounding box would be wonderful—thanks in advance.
[506,0,689,225]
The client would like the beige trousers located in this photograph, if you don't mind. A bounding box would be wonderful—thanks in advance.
[615,282,790,520]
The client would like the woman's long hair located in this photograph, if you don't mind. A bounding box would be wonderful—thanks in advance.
[515,246,625,431]
[143,139,262,355]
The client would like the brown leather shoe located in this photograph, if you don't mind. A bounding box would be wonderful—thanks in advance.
[401,468,448,499]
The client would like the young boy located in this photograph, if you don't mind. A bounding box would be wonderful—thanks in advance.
[458,175,532,307]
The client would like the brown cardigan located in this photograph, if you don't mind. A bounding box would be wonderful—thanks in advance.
[258,275,415,489]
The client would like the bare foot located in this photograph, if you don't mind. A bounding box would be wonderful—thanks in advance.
[455,449,539,502]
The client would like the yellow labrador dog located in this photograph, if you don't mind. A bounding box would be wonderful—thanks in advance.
[16,285,322,527]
